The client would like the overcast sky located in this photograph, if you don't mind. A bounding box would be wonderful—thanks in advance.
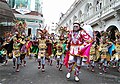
[42,0,75,26]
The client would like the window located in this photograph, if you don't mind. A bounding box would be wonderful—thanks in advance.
[26,19,35,22]
[73,15,77,22]
[85,3,92,17]
[69,20,71,25]
[96,0,102,11]
[78,10,82,18]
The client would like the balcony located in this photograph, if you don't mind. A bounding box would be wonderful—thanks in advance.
[83,0,120,25]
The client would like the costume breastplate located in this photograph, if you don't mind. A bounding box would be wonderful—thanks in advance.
[38,39,46,49]
[101,44,108,52]
[13,42,20,50]
[71,32,82,45]
[116,42,120,52]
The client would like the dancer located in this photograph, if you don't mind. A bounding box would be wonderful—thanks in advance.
[38,32,47,72]
[66,21,93,82]
[12,33,21,72]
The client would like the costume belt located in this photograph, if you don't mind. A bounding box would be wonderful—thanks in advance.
[39,48,46,50]
[71,44,82,46]
[14,48,20,50]
[70,53,80,56]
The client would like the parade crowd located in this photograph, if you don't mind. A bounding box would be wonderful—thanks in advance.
[0,21,120,82]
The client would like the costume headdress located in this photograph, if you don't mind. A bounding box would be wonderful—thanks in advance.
[73,20,80,26]
[82,24,93,38]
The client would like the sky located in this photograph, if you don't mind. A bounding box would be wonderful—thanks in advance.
[42,0,75,26]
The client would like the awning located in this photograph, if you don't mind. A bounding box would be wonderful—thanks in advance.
[0,1,15,37]
[0,1,15,23]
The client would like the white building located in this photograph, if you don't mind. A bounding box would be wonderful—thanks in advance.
[57,0,120,35]
[7,0,44,38]
[47,23,58,34]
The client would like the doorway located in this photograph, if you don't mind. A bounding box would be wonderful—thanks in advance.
[28,28,31,36]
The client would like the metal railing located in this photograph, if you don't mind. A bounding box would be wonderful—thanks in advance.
[83,0,120,23]
[58,0,120,25]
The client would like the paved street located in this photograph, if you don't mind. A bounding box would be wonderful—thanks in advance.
[0,58,120,84]
[1,0,120,84]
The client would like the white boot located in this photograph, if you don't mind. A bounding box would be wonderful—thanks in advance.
[75,76,79,82]
[66,73,71,79]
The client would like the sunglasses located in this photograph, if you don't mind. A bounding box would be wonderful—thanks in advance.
[73,26,79,28]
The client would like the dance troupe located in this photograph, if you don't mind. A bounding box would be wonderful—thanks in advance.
[0,20,120,82]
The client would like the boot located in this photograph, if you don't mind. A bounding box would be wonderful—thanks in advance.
[56,60,59,68]
[50,60,52,66]
[74,76,79,82]
[5,60,8,65]
[74,67,80,82]
[16,64,20,72]
[13,59,16,68]
[20,58,22,64]
[114,62,117,68]
[67,63,73,73]
[38,61,41,69]
[87,64,90,70]
[59,64,63,71]
[99,63,102,70]
[24,61,26,67]
[103,66,107,73]
[91,65,95,72]
[42,64,45,72]
[13,61,16,68]
[74,66,81,76]
[47,58,50,65]
[66,72,71,79]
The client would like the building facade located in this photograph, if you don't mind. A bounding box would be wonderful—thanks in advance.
[7,0,44,38]
[57,0,120,34]
[0,0,15,37]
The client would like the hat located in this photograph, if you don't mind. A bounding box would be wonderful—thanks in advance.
[73,20,80,25]
[15,31,18,34]
[82,25,93,38]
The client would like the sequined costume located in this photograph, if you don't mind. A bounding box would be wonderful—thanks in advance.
[66,22,93,82]
[38,38,47,72]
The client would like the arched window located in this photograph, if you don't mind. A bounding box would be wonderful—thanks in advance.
[96,0,102,11]
[78,10,82,19]
[85,3,92,17]
[109,0,113,7]
[99,0,102,9]
[69,19,72,26]
[66,23,68,27]
[73,15,77,22]
[96,1,99,11]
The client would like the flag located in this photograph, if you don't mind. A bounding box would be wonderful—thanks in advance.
[80,43,92,63]
[81,24,93,63]
[82,25,93,38]
[108,43,116,56]
[64,51,70,68]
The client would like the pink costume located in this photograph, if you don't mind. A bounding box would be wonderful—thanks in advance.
[69,30,92,57]
[66,29,92,80]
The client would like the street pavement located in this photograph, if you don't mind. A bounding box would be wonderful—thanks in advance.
[0,58,120,84]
